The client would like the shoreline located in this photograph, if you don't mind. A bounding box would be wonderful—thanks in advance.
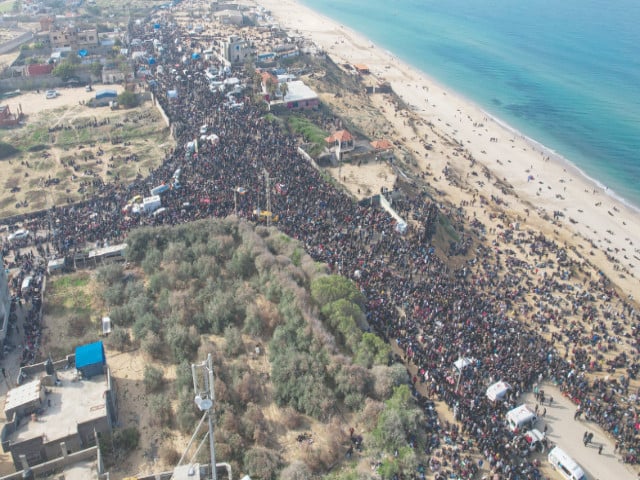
[296,0,640,214]
[256,0,640,293]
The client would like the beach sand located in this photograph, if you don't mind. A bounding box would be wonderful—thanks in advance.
[257,0,640,298]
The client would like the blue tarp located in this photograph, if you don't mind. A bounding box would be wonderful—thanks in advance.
[95,89,118,99]
[75,341,106,370]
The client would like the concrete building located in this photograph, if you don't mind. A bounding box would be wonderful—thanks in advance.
[281,80,318,110]
[1,344,117,470]
[49,25,99,50]
[221,35,253,65]
[0,256,10,348]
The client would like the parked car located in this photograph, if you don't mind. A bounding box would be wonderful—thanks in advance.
[45,90,57,99]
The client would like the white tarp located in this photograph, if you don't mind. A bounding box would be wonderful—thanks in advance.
[453,357,474,371]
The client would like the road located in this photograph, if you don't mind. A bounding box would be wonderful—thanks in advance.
[522,383,637,480]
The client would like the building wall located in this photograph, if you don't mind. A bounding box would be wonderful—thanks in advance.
[0,256,10,345]
[10,435,43,469]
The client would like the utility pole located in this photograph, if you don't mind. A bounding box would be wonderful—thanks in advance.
[192,354,217,480]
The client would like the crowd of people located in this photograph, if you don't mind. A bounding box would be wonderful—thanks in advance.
[2,12,640,479]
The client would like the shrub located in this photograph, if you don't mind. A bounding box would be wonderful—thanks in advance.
[143,365,164,393]
[371,364,409,400]
[280,406,304,430]
[159,445,180,466]
[148,393,172,426]
[113,426,140,451]
[355,333,392,368]
[132,312,161,341]
[176,389,199,433]
[107,327,130,351]
[101,283,124,307]
[310,275,365,308]
[26,144,48,152]
[118,90,139,108]
[236,371,263,404]
[224,326,243,357]
[141,247,162,274]
[280,461,312,480]
[0,142,19,160]
[243,447,282,480]
[227,247,256,279]
[109,304,134,327]
[370,385,425,453]
[142,332,165,359]
[166,324,200,363]
[96,264,123,286]
[66,313,92,337]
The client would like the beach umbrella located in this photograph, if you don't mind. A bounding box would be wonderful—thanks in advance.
[148,57,156,65]
[154,23,161,29]
[191,52,201,60]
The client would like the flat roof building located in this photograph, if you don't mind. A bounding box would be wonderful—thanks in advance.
[1,348,117,470]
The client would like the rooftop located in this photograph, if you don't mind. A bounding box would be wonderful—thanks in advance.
[8,369,109,445]
[282,80,317,103]
[4,379,42,418]
[325,129,353,144]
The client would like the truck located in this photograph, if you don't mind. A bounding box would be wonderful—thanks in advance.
[142,195,162,214]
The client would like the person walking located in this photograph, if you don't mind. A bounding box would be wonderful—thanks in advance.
[599,444,603,455]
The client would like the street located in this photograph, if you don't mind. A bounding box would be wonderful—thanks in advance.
[523,383,637,480]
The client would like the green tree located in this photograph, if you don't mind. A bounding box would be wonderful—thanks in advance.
[321,298,365,352]
[90,62,103,77]
[371,385,425,453]
[117,90,139,108]
[355,333,392,368]
[52,61,76,81]
[311,275,365,308]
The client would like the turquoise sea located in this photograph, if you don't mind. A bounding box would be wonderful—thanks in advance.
[301,0,640,209]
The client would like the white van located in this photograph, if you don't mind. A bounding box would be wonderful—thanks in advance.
[506,404,537,432]
[548,446,587,480]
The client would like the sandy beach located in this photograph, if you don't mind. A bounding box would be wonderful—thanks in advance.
[256,0,640,298]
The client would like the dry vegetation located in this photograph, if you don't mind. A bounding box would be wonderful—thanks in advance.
[0,91,172,217]
[39,217,421,480]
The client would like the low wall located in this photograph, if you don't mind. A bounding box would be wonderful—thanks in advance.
[0,446,102,480]
[0,31,33,56]
[297,147,320,171]
[151,91,171,128]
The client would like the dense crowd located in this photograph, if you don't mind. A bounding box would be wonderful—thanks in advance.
[2,13,640,479]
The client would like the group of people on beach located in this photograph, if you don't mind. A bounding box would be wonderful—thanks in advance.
[2,12,640,479]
